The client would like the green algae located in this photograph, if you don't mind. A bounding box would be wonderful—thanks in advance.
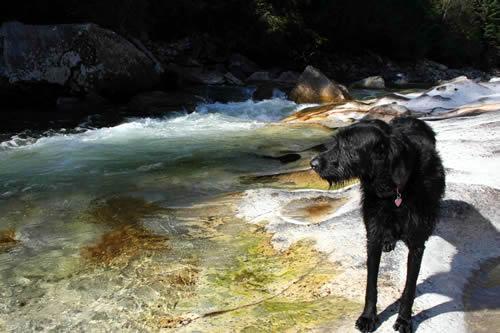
[244,296,358,332]
[144,206,360,331]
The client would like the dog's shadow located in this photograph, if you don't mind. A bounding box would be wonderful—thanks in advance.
[377,199,500,331]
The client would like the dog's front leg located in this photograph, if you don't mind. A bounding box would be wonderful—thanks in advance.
[356,240,382,332]
[393,246,424,333]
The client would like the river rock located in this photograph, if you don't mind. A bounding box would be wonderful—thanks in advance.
[351,76,385,89]
[386,73,409,86]
[56,93,108,113]
[166,64,225,85]
[252,84,275,101]
[283,101,371,128]
[362,103,410,121]
[246,71,272,82]
[0,22,161,101]
[128,91,205,113]
[227,53,260,77]
[289,66,350,104]
[275,71,300,85]
[224,72,243,86]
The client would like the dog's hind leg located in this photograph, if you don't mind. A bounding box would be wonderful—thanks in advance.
[393,246,425,333]
[356,241,382,332]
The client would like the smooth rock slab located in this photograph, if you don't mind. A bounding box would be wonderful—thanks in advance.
[239,111,500,332]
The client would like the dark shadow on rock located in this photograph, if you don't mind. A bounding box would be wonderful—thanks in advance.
[376,199,500,331]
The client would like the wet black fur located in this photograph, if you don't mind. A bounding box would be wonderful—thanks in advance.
[310,118,445,333]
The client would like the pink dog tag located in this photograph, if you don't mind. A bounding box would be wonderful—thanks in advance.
[394,188,402,207]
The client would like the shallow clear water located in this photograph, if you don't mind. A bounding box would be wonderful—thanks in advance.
[0,97,343,331]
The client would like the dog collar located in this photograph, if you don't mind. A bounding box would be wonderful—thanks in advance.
[394,187,403,207]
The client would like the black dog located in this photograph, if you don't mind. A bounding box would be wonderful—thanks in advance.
[310,118,445,333]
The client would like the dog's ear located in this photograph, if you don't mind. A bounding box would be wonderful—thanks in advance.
[388,134,414,190]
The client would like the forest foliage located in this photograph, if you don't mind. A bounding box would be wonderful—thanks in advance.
[1,0,498,68]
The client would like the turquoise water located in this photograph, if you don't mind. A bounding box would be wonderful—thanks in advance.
[0,97,334,331]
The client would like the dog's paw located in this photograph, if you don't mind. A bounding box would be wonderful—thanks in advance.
[393,317,412,333]
[355,315,378,332]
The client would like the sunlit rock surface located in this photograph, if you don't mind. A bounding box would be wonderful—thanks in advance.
[239,110,500,332]
[284,76,500,127]
[289,66,351,104]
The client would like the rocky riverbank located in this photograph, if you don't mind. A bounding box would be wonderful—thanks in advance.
[1,21,497,130]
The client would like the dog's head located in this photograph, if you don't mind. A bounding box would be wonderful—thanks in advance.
[310,119,414,190]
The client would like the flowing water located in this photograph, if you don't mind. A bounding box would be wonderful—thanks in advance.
[0,96,364,331]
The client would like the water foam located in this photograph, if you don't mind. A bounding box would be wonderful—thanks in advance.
[0,98,306,152]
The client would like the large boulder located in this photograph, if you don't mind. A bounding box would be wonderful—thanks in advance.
[289,66,350,104]
[227,53,260,79]
[0,22,161,102]
[246,71,273,82]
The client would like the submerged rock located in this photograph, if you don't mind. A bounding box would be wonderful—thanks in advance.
[289,66,351,104]
[0,22,161,102]
[351,75,385,89]
[243,169,356,191]
[0,228,18,253]
[81,225,169,267]
[85,196,165,227]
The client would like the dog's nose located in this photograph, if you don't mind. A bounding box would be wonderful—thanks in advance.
[310,157,320,170]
